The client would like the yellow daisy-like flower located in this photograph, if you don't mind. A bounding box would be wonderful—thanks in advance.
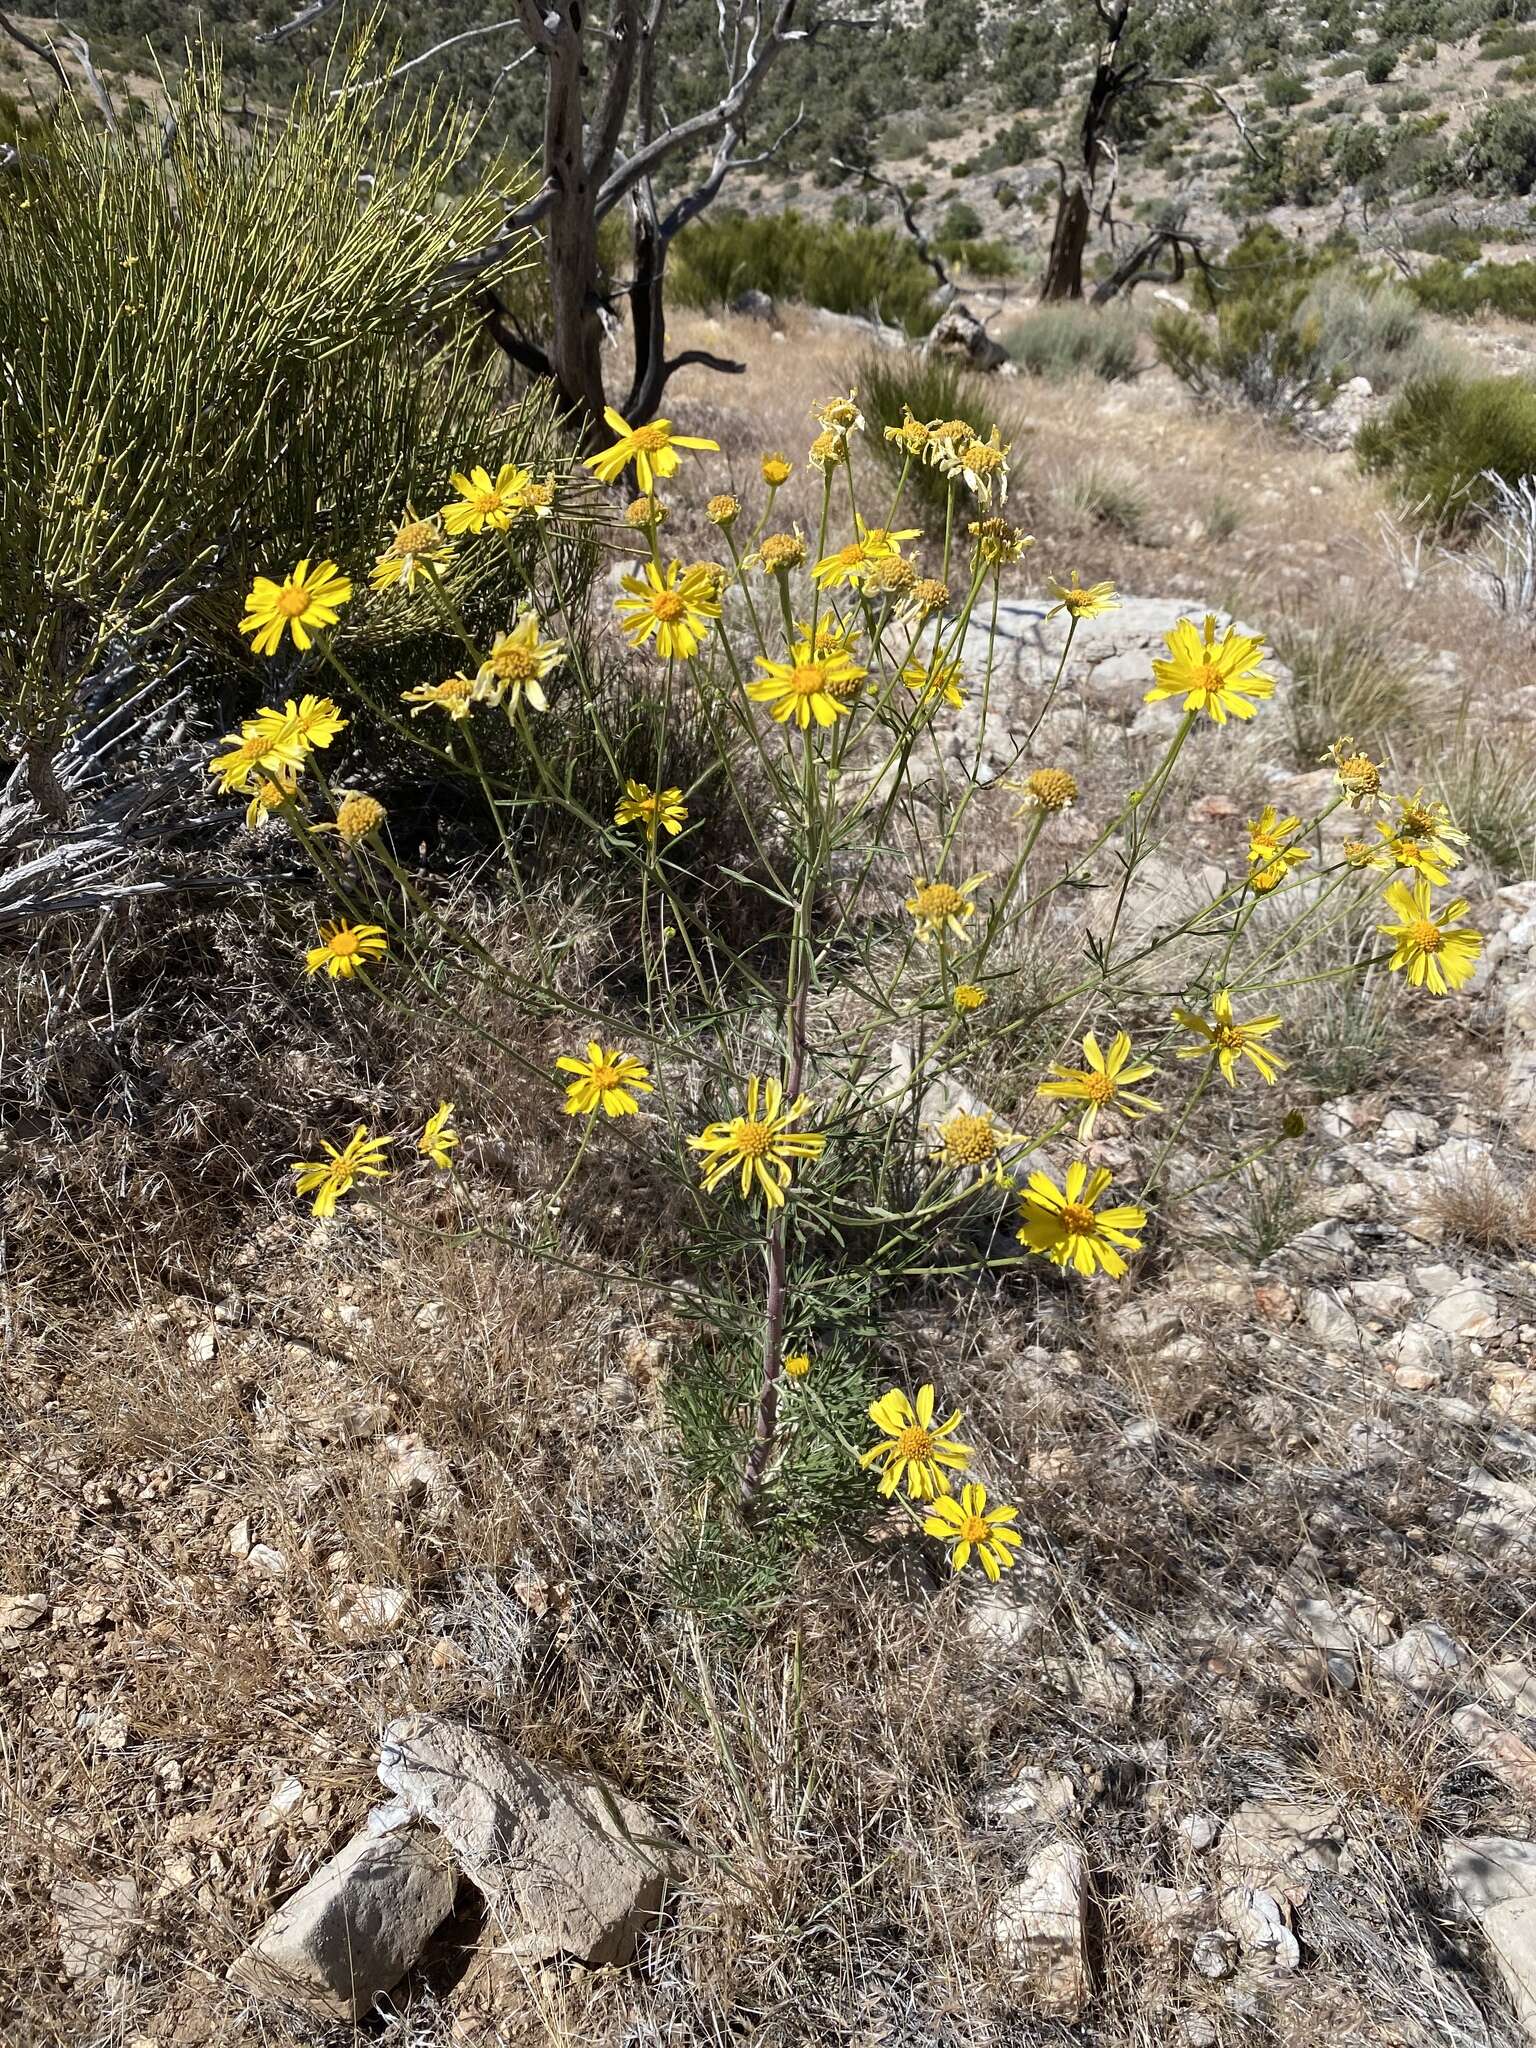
[1327,737,1386,810]
[1037,1030,1161,1139]
[954,427,1010,502]
[1173,989,1285,1085]
[903,576,952,619]
[207,721,305,796]
[748,642,868,728]
[924,1482,1020,1579]
[292,1125,392,1220]
[687,1075,825,1209]
[905,873,987,946]
[930,1109,1016,1184]
[809,430,848,470]
[474,612,565,714]
[616,560,722,662]
[402,673,476,720]
[884,406,932,456]
[814,391,864,436]
[271,695,347,754]
[1378,880,1483,996]
[243,766,299,830]
[584,407,719,495]
[756,532,808,576]
[860,1384,970,1501]
[1247,805,1311,893]
[626,494,667,529]
[1016,1162,1146,1278]
[706,493,741,528]
[319,792,386,847]
[970,517,1033,567]
[1146,614,1274,724]
[900,654,966,712]
[615,779,688,844]
[239,559,352,657]
[1008,766,1078,815]
[418,1101,459,1169]
[512,474,556,521]
[557,1042,654,1118]
[761,451,793,487]
[305,921,388,980]
[952,982,988,1013]
[783,1350,812,1380]
[1046,572,1118,623]
[867,554,919,601]
[369,512,452,593]
[442,462,529,536]
[1342,838,1376,869]
[811,516,922,591]
[1384,788,1466,869]
[1372,824,1457,886]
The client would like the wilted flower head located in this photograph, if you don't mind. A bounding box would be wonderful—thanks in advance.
[1327,737,1386,809]
[757,532,808,575]
[970,517,1033,567]
[809,430,849,470]
[626,494,666,528]
[706,493,741,528]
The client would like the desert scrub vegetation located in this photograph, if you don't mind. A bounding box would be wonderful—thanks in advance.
[1357,370,1536,532]
[1005,302,1140,383]
[671,210,941,335]
[204,382,1489,1575]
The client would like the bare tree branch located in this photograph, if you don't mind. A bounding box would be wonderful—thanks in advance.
[256,0,343,44]
[1156,75,1269,164]
[0,9,69,93]
[830,154,952,295]
[333,22,529,97]
[55,30,117,130]
[587,0,642,186]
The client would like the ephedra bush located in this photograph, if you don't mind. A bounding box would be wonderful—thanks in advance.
[202,394,1484,1590]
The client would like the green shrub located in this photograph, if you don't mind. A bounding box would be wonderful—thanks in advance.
[939,199,983,241]
[1357,372,1536,530]
[852,348,1023,513]
[1263,71,1311,107]
[1408,256,1536,318]
[671,211,939,335]
[1403,220,1483,261]
[939,237,1022,278]
[1365,43,1401,81]
[1461,98,1536,193]
[1005,303,1139,382]
[1297,270,1456,388]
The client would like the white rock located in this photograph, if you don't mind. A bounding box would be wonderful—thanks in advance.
[1489,1658,1536,1717]
[1445,1836,1536,2040]
[1346,1279,1414,1322]
[1453,1704,1536,1804]
[377,1715,679,1967]
[246,1543,288,1577]
[980,1767,1078,1825]
[1377,1622,1466,1694]
[1376,1108,1439,1158]
[327,1584,408,1639]
[1305,1290,1362,1350]
[1414,1263,1462,1297]
[992,1841,1088,2016]
[0,1591,49,1634]
[1217,1885,1299,1970]
[1179,1810,1222,1853]
[1426,1286,1500,1341]
[53,1874,139,1986]
[1222,1800,1345,1901]
[228,1824,455,2019]
[381,1433,459,1516]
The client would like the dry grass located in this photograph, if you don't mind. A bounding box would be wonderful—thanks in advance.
[1426,1153,1536,1253]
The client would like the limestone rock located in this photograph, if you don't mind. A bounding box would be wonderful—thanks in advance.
[53,1874,140,1987]
[1377,1622,1466,1694]
[993,1840,1089,2015]
[979,1766,1079,1825]
[1425,1285,1500,1341]
[1489,1658,1536,1717]
[228,1823,455,2019]
[1445,1836,1536,2040]
[1218,1885,1299,1971]
[1453,1704,1536,1804]
[377,1715,677,1967]
[1222,1799,1344,1902]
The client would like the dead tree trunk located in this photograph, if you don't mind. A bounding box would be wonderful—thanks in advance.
[1039,0,1140,303]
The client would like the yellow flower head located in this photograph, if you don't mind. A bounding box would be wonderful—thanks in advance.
[418,1101,458,1170]
[1016,1161,1146,1279]
[1327,737,1386,810]
[1342,838,1376,868]
[1010,766,1078,815]
[1046,572,1118,623]
[292,1125,392,1219]
[585,407,719,495]
[1038,1030,1161,1139]
[951,426,1010,503]
[615,778,688,844]
[1378,879,1483,996]
[1173,989,1285,1085]
[970,517,1033,568]
[866,553,919,600]
[239,559,353,657]
[243,767,300,830]
[1146,614,1274,724]
[1372,823,1458,886]
[929,417,976,448]
[305,921,388,980]
[474,612,565,714]
[616,560,722,662]
[814,391,864,436]
[757,532,808,576]
[809,430,848,470]
[320,792,386,846]
[402,673,476,721]
[208,719,305,796]
[1384,788,1466,869]
[557,1043,654,1117]
[905,872,987,946]
[860,1384,970,1500]
[930,1109,1016,1183]
[748,641,868,729]
[1247,805,1311,893]
[900,653,966,713]
[442,462,530,536]
[811,516,922,592]
[761,451,793,487]
[626,494,667,529]
[952,982,988,1013]
[370,511,451,593]
[687,1075,825,1209]
[706,493,741,528]
[783,1351,811,1380]
[924,1481,1020,1579]
[884,408,932,455]
[905,576,952,617]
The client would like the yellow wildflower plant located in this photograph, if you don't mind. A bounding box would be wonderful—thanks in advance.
[706,493,741,528]
[688,1076,825,1208]
[418,1101,459,1170]
[474,613,565,714]
[207,719,306,797]
[1038,1031,1161,1138]
[884,407,931,456]
[860,1384,970,1500]
[626,494,667,529]
[557,1043,655,1117]
[292,1125,392,1220]
[615,560,722,662]
[924,1483,1021,1578]
[930,1109,1016,1183]
[1146,614,1275,724]
[402,673,476,720]
[585,407,720,494]
[809,429,848,470]
[319,793,386,847]
[305,921,388,980]
[761,451,793,487]
[905,873,987,946]
[1373,824,1458,886]
[239,559,353,657]
[1174,989,1286,1085]
[1378,880,1483,995]
[952,982,989,1013]
[1247,806,1312,893]
[1327,737,1386,810]
[1046,572,1118,623]
[243,767,299,830]
[756,532,808,576]
[1016,1162,1147,1278]
[811,516,922,591]
[615,780,688,844]
[370,512,452,593]
[970,517,1033,567]
[1009,766,1078,815]
[783,1350,812,1379]
[442,462,530,535]
[748,642,868,728]
[1384,789,1467,869]
[813,390,864,437]
[900,654,966,713]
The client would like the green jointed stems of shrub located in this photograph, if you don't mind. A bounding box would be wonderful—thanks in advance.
[1357,372,1536,532]
[206,392,1486,1571]
[670,211,941,335]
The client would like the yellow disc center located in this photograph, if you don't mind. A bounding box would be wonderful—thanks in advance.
[651,591,687,623]
[895,1424,934,1462]
[1408,918,1443,952]
[1082,1072,1115,1105]
[393,520,437,555]
[959,1514,990,1544]
[276,584,311,618]
[734,1119,774,1158]
[1059,1201,1097,1235]
[915,883,966,920]
[630,425,669,453]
